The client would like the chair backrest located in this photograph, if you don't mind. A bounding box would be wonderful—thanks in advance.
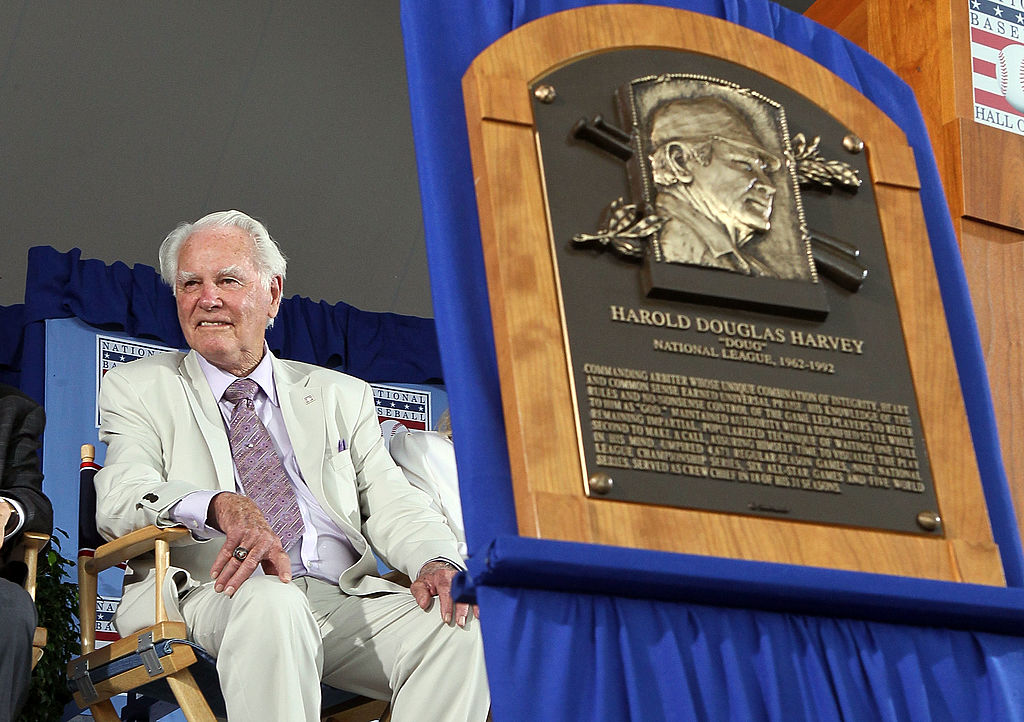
[78,444,106,552]
[76,443,124,655]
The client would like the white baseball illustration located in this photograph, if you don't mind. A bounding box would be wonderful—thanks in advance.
[998,43,1024,113]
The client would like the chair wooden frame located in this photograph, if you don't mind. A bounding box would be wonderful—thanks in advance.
[70,520,213,722]
[13,529,50,669]
[69,444,388,722]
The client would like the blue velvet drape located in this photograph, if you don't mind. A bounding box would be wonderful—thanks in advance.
[0,246,443,398]
[400,1,1024,719]
[477,584,1024,721]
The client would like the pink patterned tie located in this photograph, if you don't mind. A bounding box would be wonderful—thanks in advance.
[223,378,304,550]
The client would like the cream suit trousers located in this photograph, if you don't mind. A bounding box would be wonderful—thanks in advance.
[179,575,489,721]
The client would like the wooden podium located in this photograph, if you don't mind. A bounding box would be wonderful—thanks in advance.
[463,4,1005,585]
[807,0,1024,554]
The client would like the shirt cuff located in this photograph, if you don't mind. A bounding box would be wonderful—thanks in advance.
[419,557,465,576]
[168,490,225,540]
[1,495,25,543]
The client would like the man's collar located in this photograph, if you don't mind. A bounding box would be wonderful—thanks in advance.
[196,345,279,406]
[656,193,772,275]
[657,191,743,258]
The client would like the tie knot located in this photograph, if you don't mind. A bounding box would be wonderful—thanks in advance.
[224,378,259,404]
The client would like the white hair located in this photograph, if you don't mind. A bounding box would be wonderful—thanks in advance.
[158,210,287,292]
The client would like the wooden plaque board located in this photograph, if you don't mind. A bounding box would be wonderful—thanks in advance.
[463,4,1005,585]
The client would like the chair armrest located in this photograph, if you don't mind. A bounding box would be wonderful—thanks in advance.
[19,530,50,551]
[83,526,191,575]
[13,531,50,601]
[77,525,191,655]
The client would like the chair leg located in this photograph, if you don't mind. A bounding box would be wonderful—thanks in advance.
[164,667,217,722]
[88,699,121,722]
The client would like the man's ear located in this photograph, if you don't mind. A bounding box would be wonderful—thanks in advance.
[267,275,284,320]
[667,143,694,184]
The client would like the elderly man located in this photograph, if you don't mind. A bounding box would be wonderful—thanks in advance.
[95,211,488,721]
[648,96,783,276]
[0,384,52,722]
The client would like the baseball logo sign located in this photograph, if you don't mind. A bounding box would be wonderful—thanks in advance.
[971,1,1024,136]
[998,43,1024,113]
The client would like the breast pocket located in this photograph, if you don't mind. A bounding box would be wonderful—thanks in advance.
[325,448,360,525]
[328,448,355,477]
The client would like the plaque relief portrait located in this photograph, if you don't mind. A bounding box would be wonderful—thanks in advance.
[626,76,816,282]
[648,97,782,274]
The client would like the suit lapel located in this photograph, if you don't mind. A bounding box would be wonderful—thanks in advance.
[180,351,236,491]
[273,357,327,502]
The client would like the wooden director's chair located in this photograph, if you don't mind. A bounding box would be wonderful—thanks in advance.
[67,444,388,722]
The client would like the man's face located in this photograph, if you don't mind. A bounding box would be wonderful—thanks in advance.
[686,139,777,234]
[175,226,282,376]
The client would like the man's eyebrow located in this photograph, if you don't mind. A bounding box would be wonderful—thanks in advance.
[724,147,758,159]
[726,149,770,169]
[176,266,251,286]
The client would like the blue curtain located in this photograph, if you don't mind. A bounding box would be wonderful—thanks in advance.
[477,584,1024,722]
[0,303,26,388]
[0,245,443,399]
[400,1,1024,719]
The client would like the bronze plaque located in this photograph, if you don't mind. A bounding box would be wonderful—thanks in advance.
[533,49,939,535]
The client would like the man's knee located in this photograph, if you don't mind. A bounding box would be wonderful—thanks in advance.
[3,579,35,627]
[222,578,320,653]
[390,613,489,719]
[228,576,312,623]
[0,579,35,653]
[450,621,486,670]
[406,602,485,665]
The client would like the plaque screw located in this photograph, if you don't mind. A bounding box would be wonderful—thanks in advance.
[589,472,613,495]
[534,84,557,104]
[843,134,864,153]
[916,510,941,532]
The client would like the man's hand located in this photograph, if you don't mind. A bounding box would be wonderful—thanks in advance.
[207,492,291,596]
[410,560,477,627]
[0,500,11,551]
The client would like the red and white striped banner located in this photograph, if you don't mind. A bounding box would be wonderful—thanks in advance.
[971,0,1024,135]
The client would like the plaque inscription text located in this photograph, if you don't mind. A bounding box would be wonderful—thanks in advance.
[584,364,924,502]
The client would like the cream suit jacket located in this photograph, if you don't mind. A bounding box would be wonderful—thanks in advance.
[95,349,461,634]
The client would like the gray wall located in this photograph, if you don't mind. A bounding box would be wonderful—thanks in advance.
[0,0,815,317]
[0,2,431,315]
